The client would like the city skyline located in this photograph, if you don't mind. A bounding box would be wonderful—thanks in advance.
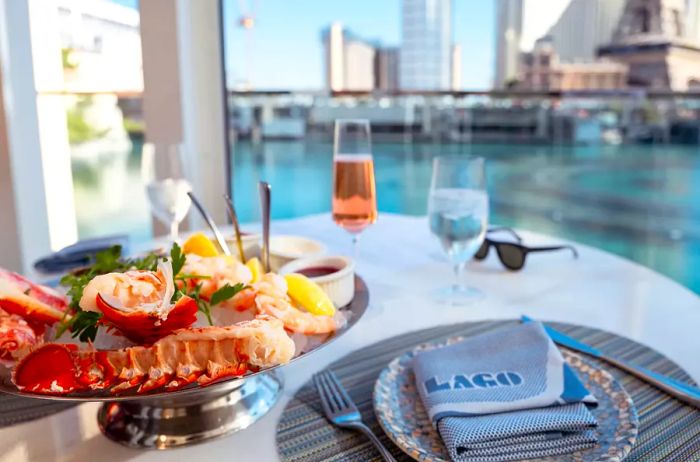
[222,0,494,90]
[110,0,700,91]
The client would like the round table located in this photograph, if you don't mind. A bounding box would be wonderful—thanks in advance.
[1,213,698,462]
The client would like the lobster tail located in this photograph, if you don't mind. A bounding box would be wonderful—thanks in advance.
[12,316,295,395]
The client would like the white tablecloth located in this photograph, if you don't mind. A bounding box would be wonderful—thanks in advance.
[2,213,699,461]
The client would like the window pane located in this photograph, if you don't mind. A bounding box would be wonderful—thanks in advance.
[220,0,700,296]
[40,0,151,245]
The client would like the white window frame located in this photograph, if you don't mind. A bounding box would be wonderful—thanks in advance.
[0,0,228,273]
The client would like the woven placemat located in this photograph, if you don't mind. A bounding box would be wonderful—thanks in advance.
[0,392,75,428]
[276,320,700,462]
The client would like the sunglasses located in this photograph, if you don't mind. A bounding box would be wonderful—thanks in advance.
[475,227,578,271]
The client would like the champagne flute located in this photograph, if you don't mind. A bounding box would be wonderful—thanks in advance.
[332,119,378,257]
[141,143,192,243]
[428,156,488,304]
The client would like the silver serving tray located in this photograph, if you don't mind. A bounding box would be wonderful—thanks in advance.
[0,276,369,403]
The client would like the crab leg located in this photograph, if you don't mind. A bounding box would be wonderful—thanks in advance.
[0,309,40,362]
[0,269,68,326]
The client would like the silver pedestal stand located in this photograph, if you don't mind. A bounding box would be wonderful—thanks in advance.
[97,372,282,449]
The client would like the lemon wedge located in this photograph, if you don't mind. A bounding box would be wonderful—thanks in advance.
[246,257,263,283]
[284,273,335,316]
[182,232,219,257]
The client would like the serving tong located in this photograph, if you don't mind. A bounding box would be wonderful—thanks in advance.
[187,191,231,257]
[187,184,272,271]
[223,194,245,262]
[258,181,271,272]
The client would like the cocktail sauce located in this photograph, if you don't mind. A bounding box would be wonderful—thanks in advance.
[296,266,339,278]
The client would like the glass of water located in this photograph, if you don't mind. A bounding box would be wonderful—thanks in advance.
[428,156,488,304]
[141,143,192,242]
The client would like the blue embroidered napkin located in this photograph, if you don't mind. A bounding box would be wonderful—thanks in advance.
[33,235,129,274]
[413,322,598,462]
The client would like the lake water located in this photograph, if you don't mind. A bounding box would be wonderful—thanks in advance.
[71,139,700,293]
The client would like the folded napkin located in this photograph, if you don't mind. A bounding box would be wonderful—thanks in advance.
[33,235,129,274]
[413,322,598,462]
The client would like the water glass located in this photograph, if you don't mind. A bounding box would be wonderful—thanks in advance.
[428,156,488,304]
[141,143,192,242]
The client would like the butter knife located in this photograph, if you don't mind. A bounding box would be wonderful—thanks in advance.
[521,316,700,409]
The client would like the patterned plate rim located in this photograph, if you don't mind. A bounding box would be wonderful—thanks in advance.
[372,337,639,462]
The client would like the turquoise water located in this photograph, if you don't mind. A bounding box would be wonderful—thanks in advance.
[71,139,700,293]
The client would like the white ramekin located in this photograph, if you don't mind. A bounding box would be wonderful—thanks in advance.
[268,235,327,272]
[279,255,355,308]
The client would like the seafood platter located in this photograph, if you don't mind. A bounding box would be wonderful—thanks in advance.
[0,234,368,448]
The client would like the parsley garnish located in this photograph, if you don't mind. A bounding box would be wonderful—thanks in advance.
[210,283,245,306]
[175,273,211,281]
[170,243,186,278]
[69,311,103,343]
[188,283,211,325]
[180,282,245,327]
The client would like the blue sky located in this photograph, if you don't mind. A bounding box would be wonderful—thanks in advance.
[111,0,137,8]
[112,0,495,90]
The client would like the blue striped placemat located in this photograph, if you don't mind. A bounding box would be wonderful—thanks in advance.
[276,320,700,462]
[0,392,75,428]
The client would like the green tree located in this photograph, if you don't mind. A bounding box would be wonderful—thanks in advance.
[66,97,109,144]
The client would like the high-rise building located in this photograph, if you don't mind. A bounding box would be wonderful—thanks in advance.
[400,0,452,90]
[687,0,700,43]
[325,23,345,92]
[598,0,700,89]
[343,37,376,91]
[322,22,376,91]
[545,0,626,62]
[451,43,462,90]
[375,47,399,92]
[520,38,628,90]
[494,0,523,88]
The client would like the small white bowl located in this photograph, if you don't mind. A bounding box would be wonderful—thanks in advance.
[279,255,355,308]
[268,235,327,272]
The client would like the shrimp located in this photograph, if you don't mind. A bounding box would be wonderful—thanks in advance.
[230,273,338,335]
[255,294,337,335]
[181,255,252,300]
[229,272,286,312]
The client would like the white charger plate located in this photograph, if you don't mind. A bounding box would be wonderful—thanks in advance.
[373,337,639,462]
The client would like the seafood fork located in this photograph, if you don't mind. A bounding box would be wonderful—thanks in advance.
[313,370,397,462]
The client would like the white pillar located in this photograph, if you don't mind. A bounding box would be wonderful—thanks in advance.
[0,72,22,271]
[177,0,229,228]
[0,0,77,273]
[140,0,228,232]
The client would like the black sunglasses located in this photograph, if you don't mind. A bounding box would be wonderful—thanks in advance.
[475,227,578,271]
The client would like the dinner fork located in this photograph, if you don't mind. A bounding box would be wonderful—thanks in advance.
[314,370,397,462]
